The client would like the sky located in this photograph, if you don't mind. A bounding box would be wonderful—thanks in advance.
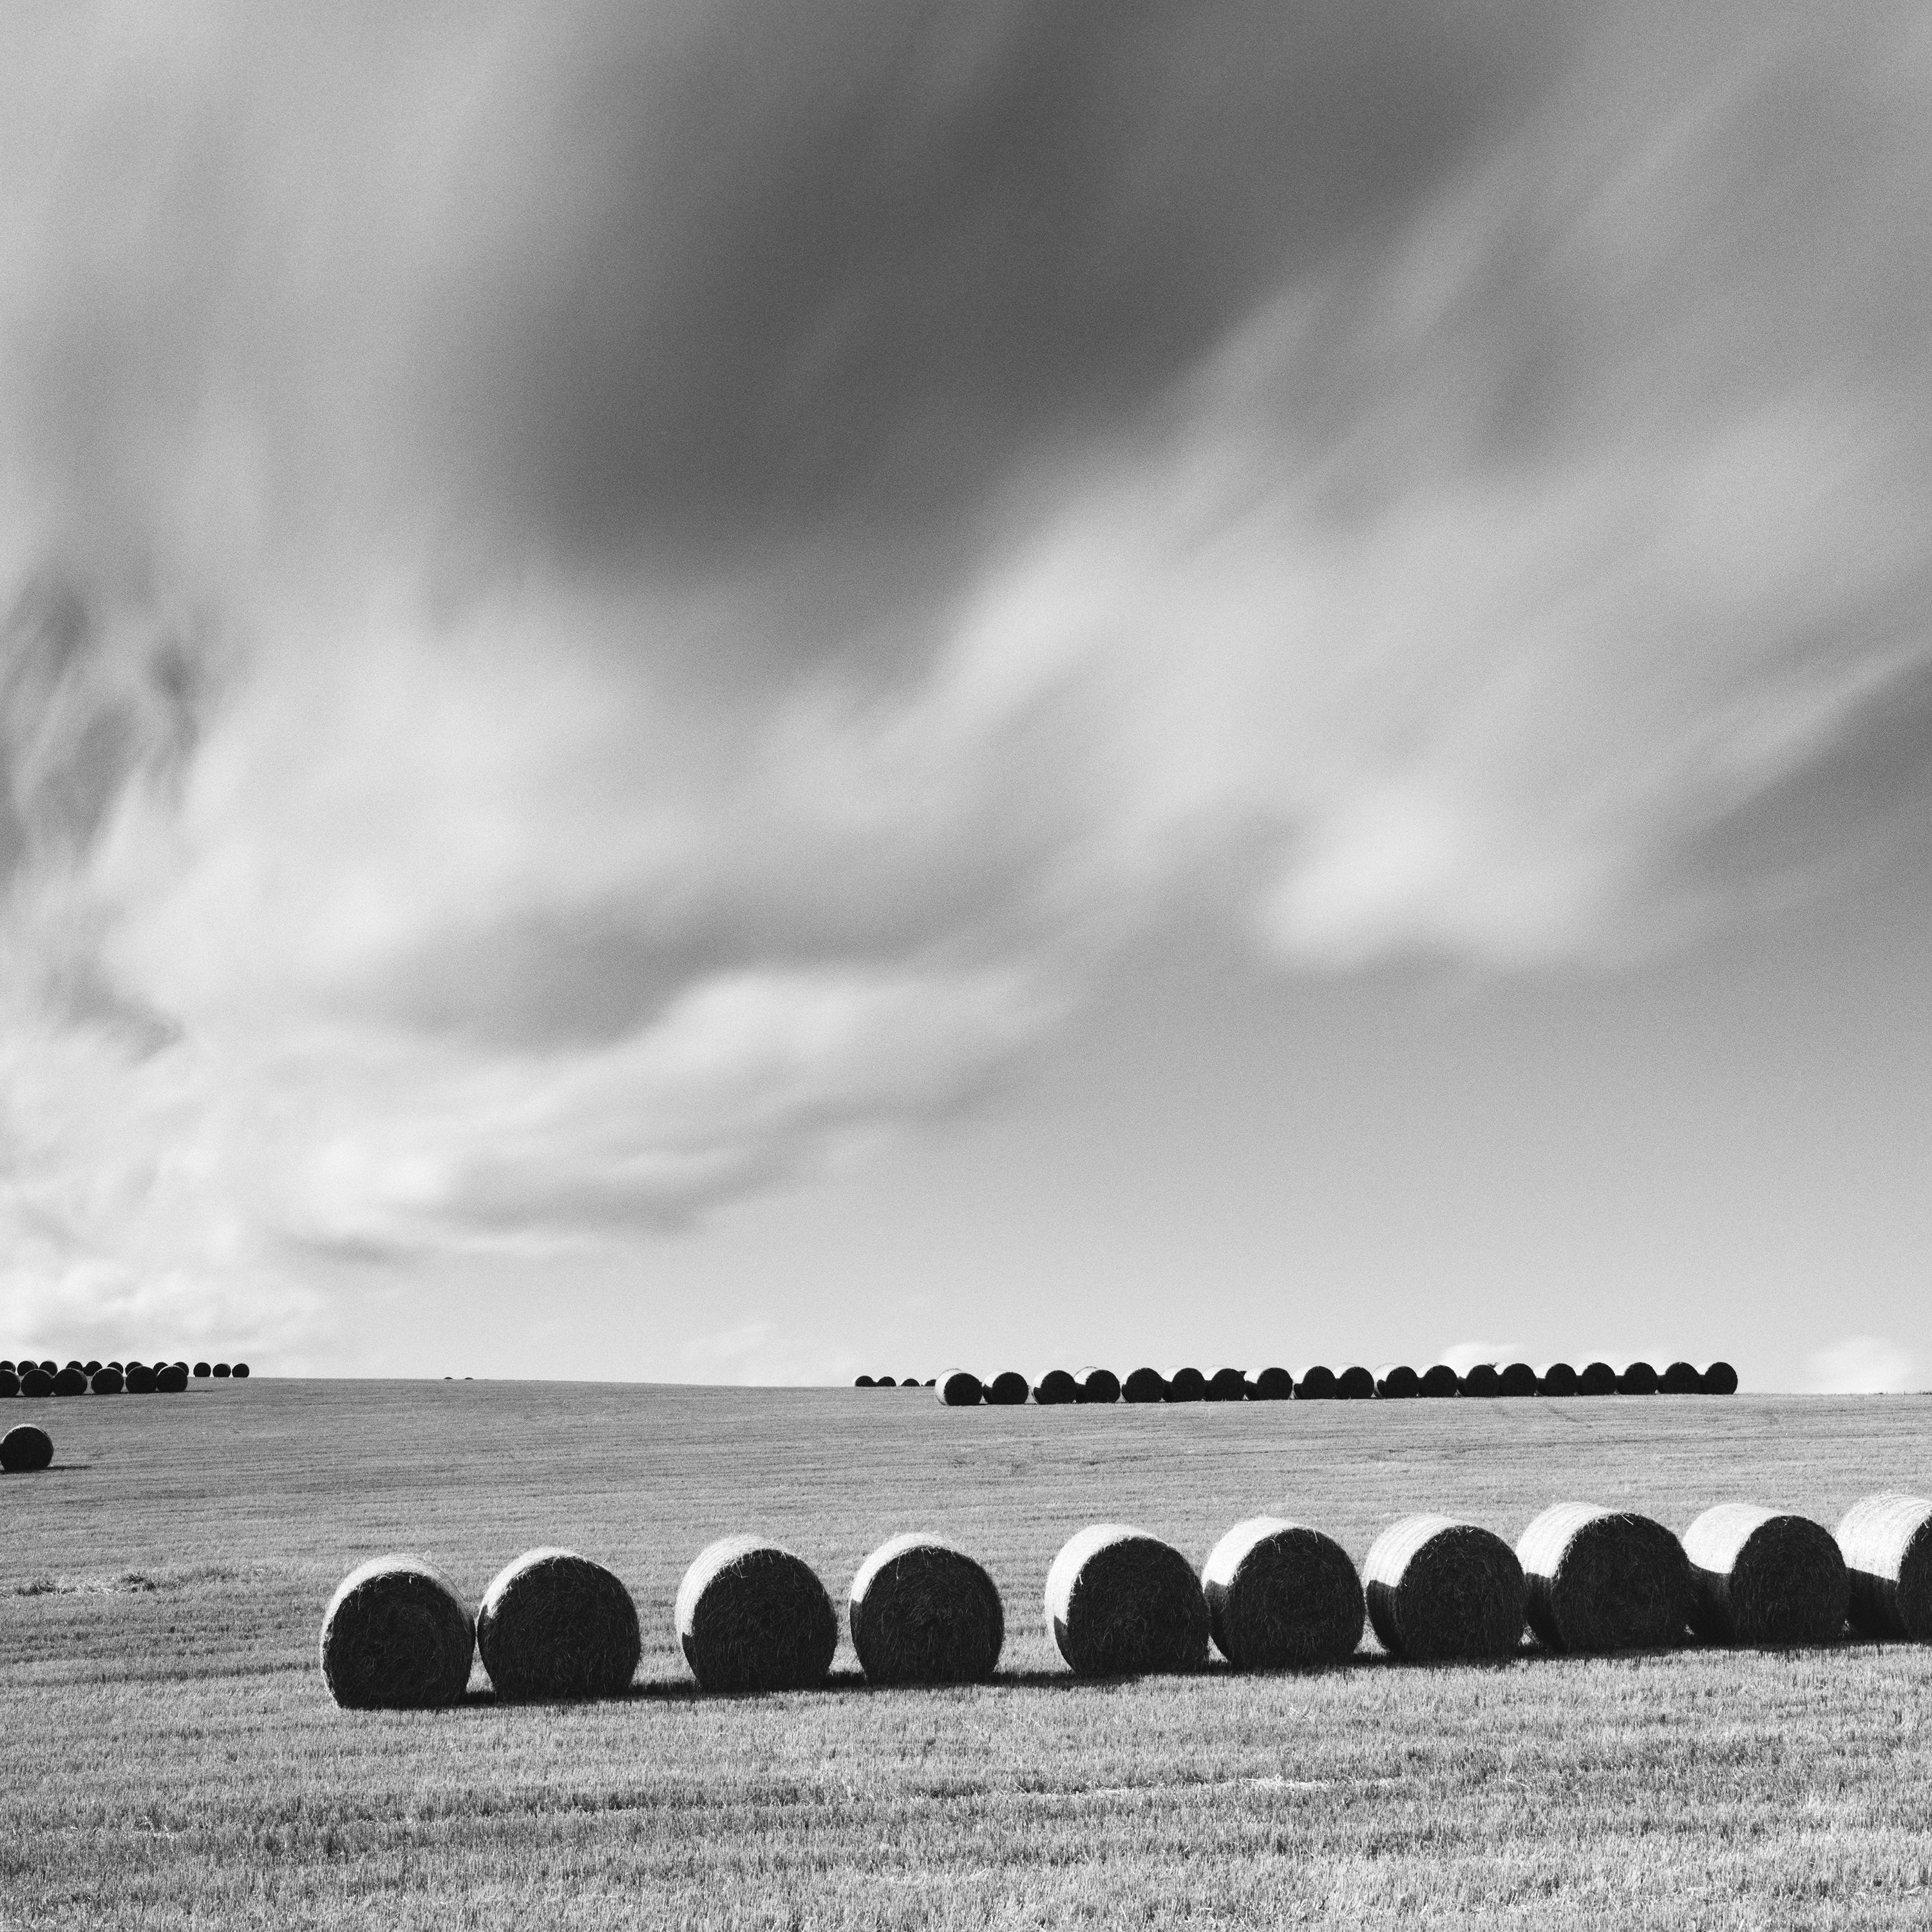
[1,1,1929,1389]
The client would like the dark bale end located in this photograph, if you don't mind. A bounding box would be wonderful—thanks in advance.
[1336,1366,1376,1399]
[1701,1361,1738,1395]
[938,1369,983,1407]
[0,1370,17,1398]
[1122,1367,1168,1403]
[155,1364,189,1394]
[1835,1493,1932,1642]
[477,1548,641,1701]
[1206,1367,1247,1403]
[854,1375,875,1387]
[232,1363,250,1379]
[1,1424,54,1473]
[1376,1366,1420,1399]
[1459,1363,1501,1398]
[1538,1362,1578,1396]
[876,1376,898,1388]
[193,1362,211,1378]
[1517,1502,1692,1653]
[985,1370,1030,1406]
[1683,1503,1848,1647]
[84,1359,101,1376]
[19,1368,53,1397]
[52,1367,87,1397]
[1617,1361,1658,1395]
[1164,1367,1207,1403]
[1417,1364,1461,1397]
[1033,1369,1077,1406]
[1577,1361,1618,1396]
[1251,1366,1293,1401]
[1076,1367,1121,1405]
[1294,1366,1338,1401]
[90,1367,124,1395]
[1045,1524,1209,1678]
[1202,1517,1364,1670]
[213,1363,231,1379]
[1363,1515,1526,1663]
[124,1363,157,1394]
[1658,1361,1701,1394]
[1497,1362,1538,1397]
[319,1555,475,1710]
[676,1537,837,1693]
[849,1533,1004,1685]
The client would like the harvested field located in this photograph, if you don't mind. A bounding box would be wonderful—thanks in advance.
[3,1383,1932,1928]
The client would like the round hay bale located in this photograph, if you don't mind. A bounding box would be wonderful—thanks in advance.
[477,1548,640,1701]
[1,1424,53,1473]
[52,1367,87,1397]
[40,1359,56,1372]
[1336,1365,1375,1400]
[1363,1515,1525,1662]
[1376,1365,1420,1399]
[1251,1366,1293,1401]
[1459,1363,1501,1398]
[676,1535,837,1693]
[848,1533,1003,1685]
[1701,1360,1738,1395]
[213,1362,231,1379]
[0,1370,16,1398]
[83,1359,102,1376]
[0,1359,12,1373]
[1206,1367,1247,1403]
[1682,1503,1848,1647]
[193,1361,211,1378]
[1164,1367,1207,1403]
[1538,1361,1578,1396]
[1516,1502,1692,1653]
[1122,1367,1167,1403]
[1044,1524,1209,1677]
[1836,1493,1932,1642]
[90,1366,124,1395]
[1033,1369,1077,1406]
[1294,1366,1338,1401]
[875,1376,897,1388]
[1075,1367,1120,1405]
[19,1367,53,1397]
[1417,1363,1460,1397]
[1201,1517,1364,1670]
[155,1364,189,1393]
[232,1363,250,1379]
[854,1374,875,1387]
[938,1368,983,1406]
[124,1363,156,1394]
[985,1370,1030,1406]
[1497,1362,1538,1397]
[319,1555,474,1709]
[1616,1360,1657,1394]
[63,1359,82,1372]
[1576,1360,1618,1396]
[1658,1361,1700,1394]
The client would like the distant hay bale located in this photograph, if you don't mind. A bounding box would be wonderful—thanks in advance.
[1497,1363,1538,1397]
[193,1361,211,1378]
[1044,1524,1209,1678]
[0,1369,17,1398]
[52,1367,87,1397]
[938,1369,983,1406]
[1576,1361,1618,1396]
[676,1536,837,1693]
[1251,1366,1293,1401]
[1363,1515,1526,1662]
[1617,1361,1658,1395]
[1206,1367,1247,1403]
[1417,1364,1460,1398]
[1701,1361,1738,1395]
[155,1364,189,1394]
[1164,1367,1207,1403]
[1033,1369,1077,1406]
[1836,1493,1932,1642]
[214,1363,232,1379]
[233,1363,251,1380]
[1336,1366,1375,1400]
[19,1368,52,1397]
[1376,1366,1420,1399]
[1201,1517,1364,1670]
[986,1371,1030,1406]
[477,1548,641,1701]
[1075,1367,1120,1405]
[1538,1363,1578,1396]
[124,1364,156,1394]
[1659,1361,1701,1394]
[84,1359,102,1376]
[1682,1503,1848,1647]
[1459,1363,1501,1398]
[848,1533,1004,1685]
[1294,1366,1337,1401]
[90,1367,124,1395]
[1122,1367,1167,1403]
[1,1424,53,1473]
[855,1375,875,1387]
[1517,1502,1692,1653]
[876,1376,898,1388]
[319,1555,475,1710]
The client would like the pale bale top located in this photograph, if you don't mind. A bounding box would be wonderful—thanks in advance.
[849,1530,969,1607]
[479,1546,582,1622]
[1044,1522,1149,1627]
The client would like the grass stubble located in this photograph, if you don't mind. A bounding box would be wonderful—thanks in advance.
[1,1382,1931,1927]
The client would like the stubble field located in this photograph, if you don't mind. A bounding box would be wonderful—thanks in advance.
[2,1379,1930,1929]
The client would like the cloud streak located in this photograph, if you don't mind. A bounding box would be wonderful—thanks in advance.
[2,2,1931,1347]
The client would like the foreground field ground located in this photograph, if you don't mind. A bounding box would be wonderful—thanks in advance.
[3,1382,1930,1929]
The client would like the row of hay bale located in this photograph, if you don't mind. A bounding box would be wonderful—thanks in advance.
[319,1491,1932,1710]
[0,1357,249,1397]
[923,1360,1739,1405]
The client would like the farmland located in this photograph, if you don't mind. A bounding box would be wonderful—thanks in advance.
[3,1381,1931,1929]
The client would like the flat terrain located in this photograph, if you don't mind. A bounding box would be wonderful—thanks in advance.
[3,1382,1930,1929]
